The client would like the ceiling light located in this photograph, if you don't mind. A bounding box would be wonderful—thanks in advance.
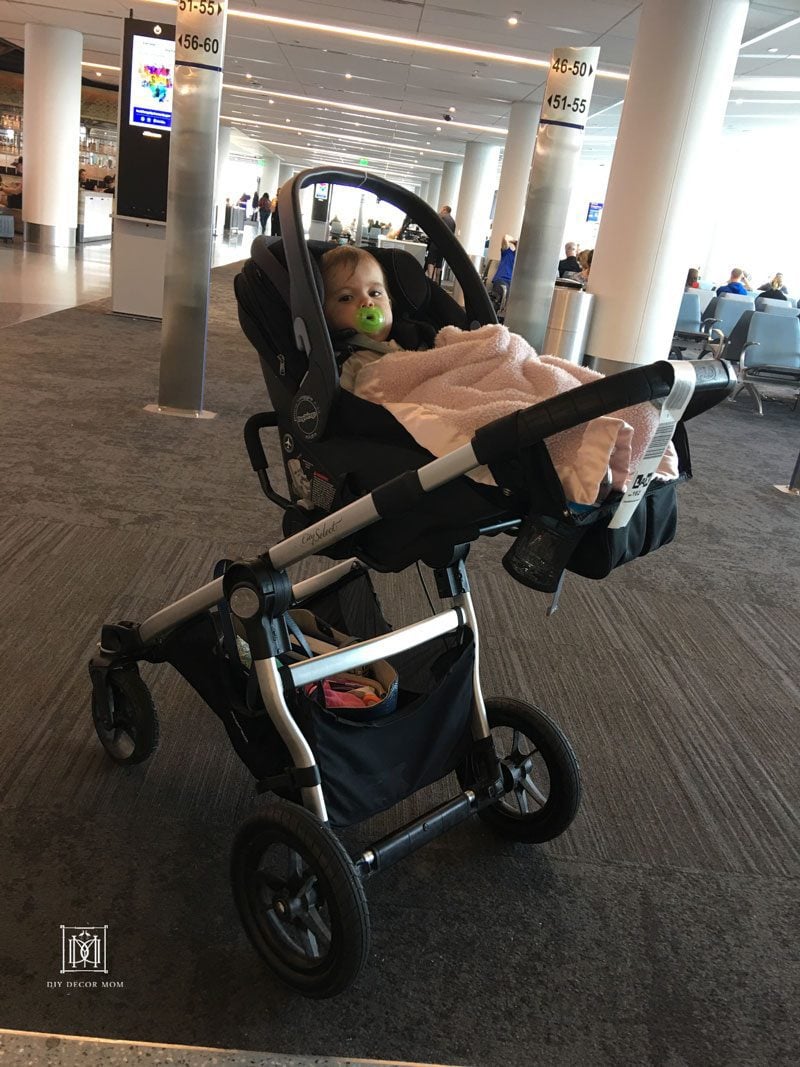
[81,61,120,72]
[268,98,274,104]
[245,72,252,79]
[436,126,441,131]
[224,83,508,135]
[448,106,456,112]
[768,47,779,53]
[95,71,102,77]
[345,72,352,79]
[285,118,291,123]
[507,13,519,26]
[426,141,431,145]
[741,16,800,48]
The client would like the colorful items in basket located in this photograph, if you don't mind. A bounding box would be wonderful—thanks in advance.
[288,608,399,717]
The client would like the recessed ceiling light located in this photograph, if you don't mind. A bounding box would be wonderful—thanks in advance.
[768,47,779,53]
[448,106,456,112]
[95,71,102,77]
[268,98,274,104]
[426,141,431,145]
[507,13,519,26]
[285,118,291,123]
[245,72,252,79]
[345,72,352,79]
[436,126,441,131]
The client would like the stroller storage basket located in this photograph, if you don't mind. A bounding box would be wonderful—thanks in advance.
[157,572,475,827]
[292,632,475,827]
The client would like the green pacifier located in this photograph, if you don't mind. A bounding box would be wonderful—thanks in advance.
[355,305,385,334]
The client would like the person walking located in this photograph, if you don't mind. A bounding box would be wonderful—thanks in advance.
[258,191,272,236]
[270,187,281,236]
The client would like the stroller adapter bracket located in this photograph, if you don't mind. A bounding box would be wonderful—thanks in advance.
[222,558,293,660]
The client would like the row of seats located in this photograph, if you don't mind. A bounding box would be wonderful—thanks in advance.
[672,292,800,415]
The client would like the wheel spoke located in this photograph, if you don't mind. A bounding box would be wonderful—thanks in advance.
[519,775,547,807]
[255,868,285,895]
[287,847,305,883]
[303,902,332,950]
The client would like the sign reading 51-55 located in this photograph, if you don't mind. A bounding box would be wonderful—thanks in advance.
[175,0,228,68]
[539,46,600,130]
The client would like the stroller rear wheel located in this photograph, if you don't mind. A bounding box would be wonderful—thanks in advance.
[461,698,581,843]
[231,800,370,998]
[91,669,160,766]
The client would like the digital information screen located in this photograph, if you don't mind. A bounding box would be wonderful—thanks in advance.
[129,34,176,129]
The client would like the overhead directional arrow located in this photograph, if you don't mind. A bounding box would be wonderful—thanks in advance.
[547,94,553,106]
[589,65,594,75]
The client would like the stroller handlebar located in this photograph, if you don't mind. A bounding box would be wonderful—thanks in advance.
[472,358,736,465]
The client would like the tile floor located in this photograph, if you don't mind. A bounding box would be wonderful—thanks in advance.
[0,223,257,329]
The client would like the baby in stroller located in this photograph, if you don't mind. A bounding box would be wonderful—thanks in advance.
[319,244,677,508]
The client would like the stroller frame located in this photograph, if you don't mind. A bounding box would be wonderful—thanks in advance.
[89,167,737,997]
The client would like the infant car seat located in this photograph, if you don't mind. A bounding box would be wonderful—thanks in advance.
[235,168,526,571]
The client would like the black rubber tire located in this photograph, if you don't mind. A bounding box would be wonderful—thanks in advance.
[231,801,370,998]
[459,697,581,843]
[91,669,160,766]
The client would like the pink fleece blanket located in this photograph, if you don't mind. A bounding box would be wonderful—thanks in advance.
[348,323,677,504]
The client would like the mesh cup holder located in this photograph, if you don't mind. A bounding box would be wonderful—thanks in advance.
[501,512,587,592]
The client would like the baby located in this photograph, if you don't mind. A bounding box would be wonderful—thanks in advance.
[319,245,676,505]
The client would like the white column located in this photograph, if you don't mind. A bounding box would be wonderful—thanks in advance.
[454,141,500,266]
[426,171,442,210]
[213,122,232,236]
[278,162,294,187]
[418,178,430,204]
[488,101,538,260]
[585,0,750,370]
[261,152,280,200]
[439,159,463,216]
[22,24,82,246]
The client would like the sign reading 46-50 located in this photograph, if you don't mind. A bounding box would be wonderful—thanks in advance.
[175,0,227,67]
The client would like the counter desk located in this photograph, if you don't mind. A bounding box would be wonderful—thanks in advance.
[78,190,113,243]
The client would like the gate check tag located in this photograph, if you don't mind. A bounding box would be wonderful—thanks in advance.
[608,363,696,529]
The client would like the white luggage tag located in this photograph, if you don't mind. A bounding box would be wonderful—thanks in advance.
[608,363,696,530]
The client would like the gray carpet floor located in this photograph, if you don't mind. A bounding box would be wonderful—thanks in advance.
[0,264,798,1067]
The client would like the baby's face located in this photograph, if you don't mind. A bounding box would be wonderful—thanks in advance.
[323,258,393,341]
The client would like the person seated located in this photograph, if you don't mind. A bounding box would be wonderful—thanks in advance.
[757,273,788,300]
[558,242,581,278]
[716,268,750,297]
[319,245,677,508]
[685,267,700,289]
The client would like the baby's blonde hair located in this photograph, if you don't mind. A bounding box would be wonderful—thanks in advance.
[320,246,388,292]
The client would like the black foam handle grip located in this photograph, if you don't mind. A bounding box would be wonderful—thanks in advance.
[243,411,278,471]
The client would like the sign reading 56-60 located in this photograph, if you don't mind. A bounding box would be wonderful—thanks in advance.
[175,0,227,67]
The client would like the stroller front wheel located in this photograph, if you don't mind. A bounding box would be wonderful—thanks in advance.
[91,669,160,766]
[231,801,370,998]
[460,698,581,843]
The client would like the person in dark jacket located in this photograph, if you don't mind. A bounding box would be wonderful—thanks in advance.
[258,192,272,235]
[558,241,581,277]
[757,273,788,299]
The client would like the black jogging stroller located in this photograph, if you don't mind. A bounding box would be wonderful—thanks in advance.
[89,167,736,998]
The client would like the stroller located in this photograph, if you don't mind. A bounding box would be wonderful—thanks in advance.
[89,167,736,998]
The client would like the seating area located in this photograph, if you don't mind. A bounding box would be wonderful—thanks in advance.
[671,290,800,414]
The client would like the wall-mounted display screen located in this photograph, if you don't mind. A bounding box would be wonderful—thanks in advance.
[129,34,175,129]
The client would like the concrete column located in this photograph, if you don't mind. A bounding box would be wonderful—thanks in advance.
[454,141,500,266]
[278,162,294,187]
[585,0,750,371]
[22,24,82,247]
[213,123,232,236]
[439,159,463,216]
[488,101,538,261]
[426,171,442,211]
[156,0,228,414]
[418,178,430,204]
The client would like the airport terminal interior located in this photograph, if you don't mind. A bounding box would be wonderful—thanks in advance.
[0,1,798,1065]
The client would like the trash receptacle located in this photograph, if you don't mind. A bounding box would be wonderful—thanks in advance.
[542,281,594,364]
